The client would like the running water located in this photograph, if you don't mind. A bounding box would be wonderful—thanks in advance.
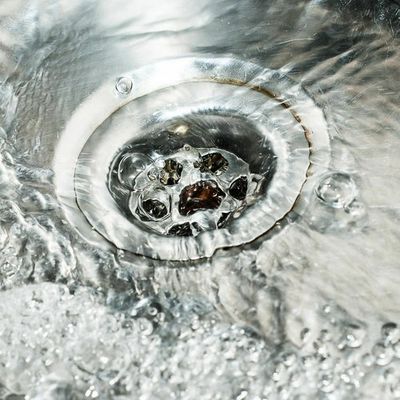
[0,0,400,398]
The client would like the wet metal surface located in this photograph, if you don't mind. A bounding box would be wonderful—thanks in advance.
[0,0,399,398]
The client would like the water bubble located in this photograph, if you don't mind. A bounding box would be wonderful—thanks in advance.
[118,153,150,189]
[372,342,394,366]
[272,363,287,383]
[282,352,297,367]
[342,324,366,349]
[383,367,396,384]
[115,77,133,95]
[393,342,400,358]
[236,390,248,400]
[147,166,158,181]
[315,172,357,208]
[391,383,400,398]
[362,353,374,367]
[137,318,154,336]
[319,373,335,393]
[85,385,99,399]
[381,322,400,345]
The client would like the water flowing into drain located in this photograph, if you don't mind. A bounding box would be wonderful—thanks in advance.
[53,57,330,260]
[2,1,400,398]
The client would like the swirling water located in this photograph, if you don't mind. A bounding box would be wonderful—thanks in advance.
[0,0,400,398]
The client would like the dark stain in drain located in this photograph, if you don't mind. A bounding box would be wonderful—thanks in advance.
[179,180,226,216]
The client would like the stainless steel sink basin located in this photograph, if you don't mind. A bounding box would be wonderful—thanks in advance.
[0,0,399,398]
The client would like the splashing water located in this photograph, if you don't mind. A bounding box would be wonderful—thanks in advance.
[0,0,400,398]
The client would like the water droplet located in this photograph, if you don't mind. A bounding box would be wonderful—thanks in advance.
[115,77,133,95]
[322,304,331,314]
[315,172,357,208]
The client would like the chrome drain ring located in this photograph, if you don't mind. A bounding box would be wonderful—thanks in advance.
[53,57,330,260]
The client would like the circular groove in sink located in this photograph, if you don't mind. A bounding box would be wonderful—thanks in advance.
[53,57,330,260]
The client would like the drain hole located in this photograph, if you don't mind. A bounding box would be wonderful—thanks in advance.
[229,176,248,201]
[135,188,171,221]
[107,112,278,238]
[61,58,323,260]
[168,222,193,237]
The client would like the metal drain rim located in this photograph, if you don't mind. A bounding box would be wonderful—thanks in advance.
[53,57,330,260]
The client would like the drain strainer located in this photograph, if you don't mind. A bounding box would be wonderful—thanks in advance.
[53,58,330,260]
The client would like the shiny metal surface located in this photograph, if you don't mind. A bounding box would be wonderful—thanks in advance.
[0,0,399,398]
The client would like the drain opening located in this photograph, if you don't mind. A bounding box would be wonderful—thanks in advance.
[108,113,277,237]
[54,58,329,260]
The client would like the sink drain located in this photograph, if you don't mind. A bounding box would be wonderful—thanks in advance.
[53,57,330,260]
[109,144,263,237]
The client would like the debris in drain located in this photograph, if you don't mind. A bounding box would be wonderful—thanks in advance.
[114,145,262,237]
[179,180,226,216]
[160,159,183,185]
[199,153,229,175]
[168,222,193,236]
[229,176,248,201]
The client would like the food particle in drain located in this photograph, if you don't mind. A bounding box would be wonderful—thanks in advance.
[179,180,226,216]
[199,153,229,175]
[160,159,183,185]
